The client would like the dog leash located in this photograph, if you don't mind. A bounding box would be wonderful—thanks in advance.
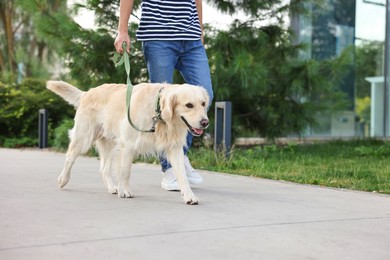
[113,42,162,133]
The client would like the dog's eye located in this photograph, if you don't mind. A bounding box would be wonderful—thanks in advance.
[186,103,194,109]
[202,102,206,107]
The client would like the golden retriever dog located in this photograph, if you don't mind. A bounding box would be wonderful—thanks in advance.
[46,81,210,205]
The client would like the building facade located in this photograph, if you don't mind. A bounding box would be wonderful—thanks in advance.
[290,0,387,137]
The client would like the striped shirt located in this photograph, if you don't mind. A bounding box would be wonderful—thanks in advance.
[136,0,202,41]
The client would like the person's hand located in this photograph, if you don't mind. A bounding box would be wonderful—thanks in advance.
[114,32,131,54]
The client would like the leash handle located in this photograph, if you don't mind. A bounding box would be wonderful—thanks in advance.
[113,42,156,133]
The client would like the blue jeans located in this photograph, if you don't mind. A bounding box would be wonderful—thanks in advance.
[142,40,214,171]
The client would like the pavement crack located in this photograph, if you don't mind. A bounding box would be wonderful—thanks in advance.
[1,216,389,252]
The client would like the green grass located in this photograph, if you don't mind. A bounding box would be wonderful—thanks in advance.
[187,139,390,194]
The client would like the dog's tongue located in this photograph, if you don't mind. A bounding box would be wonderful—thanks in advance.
[193,128,204,135]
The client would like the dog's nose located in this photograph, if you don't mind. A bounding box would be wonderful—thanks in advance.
[200,118,209,128]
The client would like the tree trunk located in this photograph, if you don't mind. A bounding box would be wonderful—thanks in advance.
[0,49,5,72]
[0,0,16,75]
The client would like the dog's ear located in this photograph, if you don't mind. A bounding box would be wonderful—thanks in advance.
[161,92,177,121]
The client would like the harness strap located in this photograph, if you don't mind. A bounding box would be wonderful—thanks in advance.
[113,42,162,133]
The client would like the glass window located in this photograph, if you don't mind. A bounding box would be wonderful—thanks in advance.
[291,0,386,137]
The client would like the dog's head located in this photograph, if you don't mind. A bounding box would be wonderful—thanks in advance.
[160,84,210,136]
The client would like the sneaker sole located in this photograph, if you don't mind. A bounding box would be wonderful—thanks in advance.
[161,183,180,191]
[188,177,203,185]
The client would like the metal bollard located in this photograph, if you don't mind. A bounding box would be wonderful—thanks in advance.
[38,109,48,148]
[214,101,232,158]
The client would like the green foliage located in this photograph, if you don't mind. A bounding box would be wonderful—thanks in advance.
[20,0,147,88]
[206,21,351,139]
[356,96,370,124]
[355,41,383,98]
[2,137,37,148]
[355,143,390,157]
[0,78,74,146]
[53,118,73,151]
[75,0,141,30]
[1,0,60,81]
[208,0,318,23]
[353,41,382,126]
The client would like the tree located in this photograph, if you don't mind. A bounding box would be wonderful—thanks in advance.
[206,20,351,138]
[202,0,351,138]
[354,40,383,125]
[207,0,312,22]
[0,0,63,81]
[0,78,74,141]
[0,0,17,76]
[355,41,383,98]
[18,0,145,87]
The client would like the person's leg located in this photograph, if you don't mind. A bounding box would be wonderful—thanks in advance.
[142,40,213,188]
[142,41,179,172]
[142,40,177,84]
[175,40,214,153]
[176,40,214,100]
[173,40,214,185]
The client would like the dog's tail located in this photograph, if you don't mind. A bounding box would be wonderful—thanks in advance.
[46,81,84,108]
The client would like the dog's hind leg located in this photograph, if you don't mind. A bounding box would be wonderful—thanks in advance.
[58,139,82,188]
[58,120,94,188]
[96,138,117,194]
[116,143,135,198]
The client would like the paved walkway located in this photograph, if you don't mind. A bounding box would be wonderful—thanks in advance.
[0,148,389,260]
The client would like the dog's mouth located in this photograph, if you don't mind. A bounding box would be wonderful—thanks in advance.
[181,116,204,136]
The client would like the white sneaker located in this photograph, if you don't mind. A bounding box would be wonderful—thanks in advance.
[184,156,203,185]
[161,156,203,191]
[161,168,179,191]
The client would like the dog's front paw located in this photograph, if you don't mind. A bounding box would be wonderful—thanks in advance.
[104,180,118,194]
[117,186,134,198]
[108,186,118,194]
[182,190,199,205]
[57,173,70,188]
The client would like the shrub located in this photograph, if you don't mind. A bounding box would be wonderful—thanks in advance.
[2,137,37,148]
[53,119,74,151]
[0,78,75,146]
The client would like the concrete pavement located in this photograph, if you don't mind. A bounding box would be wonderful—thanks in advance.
[0,148,389,260]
